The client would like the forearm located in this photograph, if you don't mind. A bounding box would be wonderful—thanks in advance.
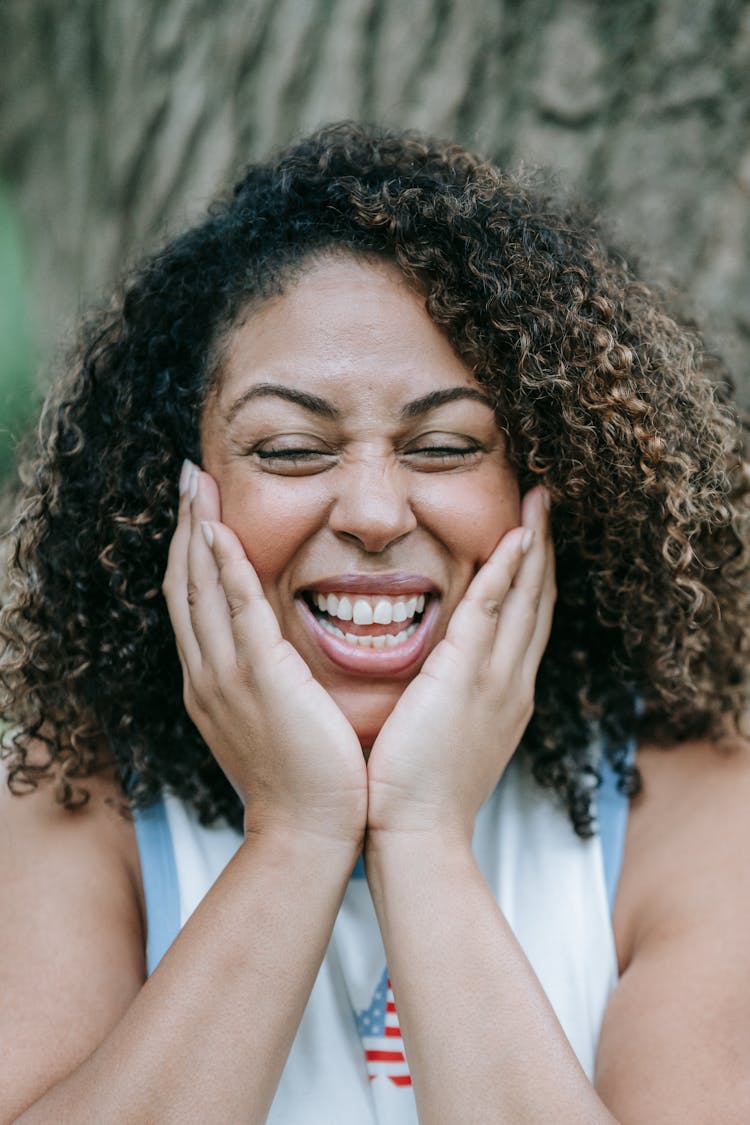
[365,833,616,1125]
[16,831,357,1125]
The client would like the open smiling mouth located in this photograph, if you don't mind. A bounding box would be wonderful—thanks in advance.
[302,591,430,648]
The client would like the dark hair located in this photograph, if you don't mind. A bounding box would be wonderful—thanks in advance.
[2,121,748,836]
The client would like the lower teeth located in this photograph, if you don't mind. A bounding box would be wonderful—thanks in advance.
[318,617,418,648]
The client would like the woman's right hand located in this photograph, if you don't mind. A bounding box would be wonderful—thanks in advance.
[162,462,368,850]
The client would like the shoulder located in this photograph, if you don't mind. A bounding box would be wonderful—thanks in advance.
[0,759,147,1116]
[0,761,146,972]
[0,754,146,987]
[615,732,750,969]
[1,760,144,912]
[596,736,750,1120]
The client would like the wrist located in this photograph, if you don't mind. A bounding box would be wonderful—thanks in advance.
[364,825,476,886]
[243,789,367,854]
[243,816,364,872]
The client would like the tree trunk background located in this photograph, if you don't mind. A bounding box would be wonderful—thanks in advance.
[1,0,749,403]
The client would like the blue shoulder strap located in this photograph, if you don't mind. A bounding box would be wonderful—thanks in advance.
[134,765,631,971]
[597,744,634,912]
[133,797,181,975]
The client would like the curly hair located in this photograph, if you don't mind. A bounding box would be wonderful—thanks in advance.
[2,122,748,837]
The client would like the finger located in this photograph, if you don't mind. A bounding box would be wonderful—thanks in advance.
[522,521,557,677]
[200,515,289,672]
[186,468,236,670]
[488,486,551,668]
[162,459,202,675]
[519,533,559,684]
[441,524,531,670]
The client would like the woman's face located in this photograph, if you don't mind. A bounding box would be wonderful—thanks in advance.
[201,255,520,746]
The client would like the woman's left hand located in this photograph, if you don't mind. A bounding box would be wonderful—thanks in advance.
[366,485,555,846]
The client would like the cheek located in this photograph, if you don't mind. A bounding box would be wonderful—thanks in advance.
[217,478,323,585]
[415,471,521,565]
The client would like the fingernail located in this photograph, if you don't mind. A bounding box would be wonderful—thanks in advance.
[200,521,214,548]
[522,529,534,554]
[179,459,192,495]
[188,467,198,501]
[542,488,551,511]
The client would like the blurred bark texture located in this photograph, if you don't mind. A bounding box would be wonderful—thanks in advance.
[1,0,749,401]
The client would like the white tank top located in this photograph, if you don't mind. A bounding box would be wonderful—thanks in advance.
[135,755,628,1124]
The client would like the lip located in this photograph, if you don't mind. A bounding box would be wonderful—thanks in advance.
[299,572,440,597]
[296,591,441,676]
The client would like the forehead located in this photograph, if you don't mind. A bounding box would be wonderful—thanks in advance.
[212,255,481,414]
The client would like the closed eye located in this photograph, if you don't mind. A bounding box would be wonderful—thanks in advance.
[409,445,480,457]
[255,448,330,460]
[401,442,485,469]
[251,446,336,476]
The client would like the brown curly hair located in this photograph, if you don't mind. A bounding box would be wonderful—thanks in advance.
[2,122,748,837]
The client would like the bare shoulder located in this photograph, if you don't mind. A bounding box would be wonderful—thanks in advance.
[614,733,750,968]
[0,760,146,1118]
[597,735,750,1121]
[0,760,144,924]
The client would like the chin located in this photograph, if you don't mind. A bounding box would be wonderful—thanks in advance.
[352,713,394,754]
[330,685,403,752]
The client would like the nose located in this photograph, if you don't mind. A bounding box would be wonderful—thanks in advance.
[328,453,418,554]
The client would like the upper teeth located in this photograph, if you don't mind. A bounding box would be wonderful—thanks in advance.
[311,592,426,625]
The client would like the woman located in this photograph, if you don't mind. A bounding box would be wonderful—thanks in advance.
[1,122,748,1123]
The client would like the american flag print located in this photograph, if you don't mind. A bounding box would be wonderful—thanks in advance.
[356,967,412,1087]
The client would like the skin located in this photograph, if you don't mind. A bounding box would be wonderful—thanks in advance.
[179,253,551,849]
[2,255,750,1123]
[200,254,523,750]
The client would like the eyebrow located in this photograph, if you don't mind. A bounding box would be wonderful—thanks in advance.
[398,386,495,419]
[224,381,495,424]
[225,383,340,422]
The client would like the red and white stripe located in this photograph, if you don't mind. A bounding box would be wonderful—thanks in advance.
[363,978,412,1087]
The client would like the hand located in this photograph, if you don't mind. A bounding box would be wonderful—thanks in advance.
[365,486,555,846]
[162,463,368,849]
